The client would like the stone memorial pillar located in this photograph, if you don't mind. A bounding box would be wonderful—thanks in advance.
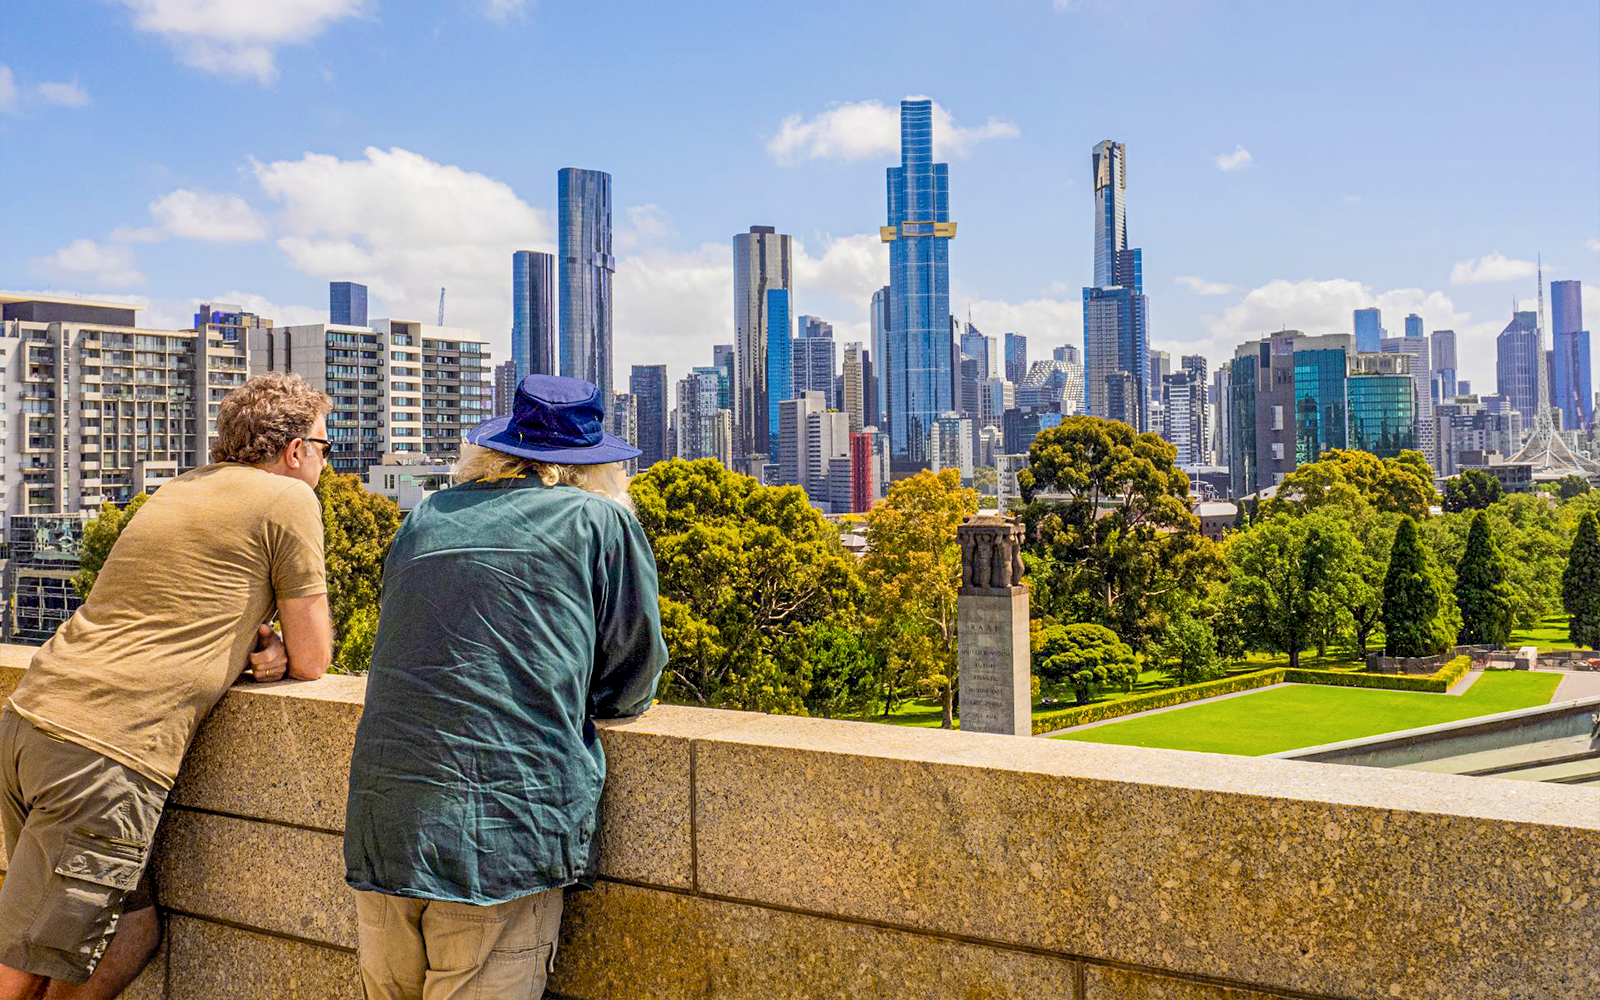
[956,514,1030,736]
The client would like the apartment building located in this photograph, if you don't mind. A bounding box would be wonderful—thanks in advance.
[257,318,491,474]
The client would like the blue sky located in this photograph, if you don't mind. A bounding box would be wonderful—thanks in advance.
[2,0,1597,394]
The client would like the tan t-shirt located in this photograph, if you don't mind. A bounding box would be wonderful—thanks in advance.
[8,463,326,788]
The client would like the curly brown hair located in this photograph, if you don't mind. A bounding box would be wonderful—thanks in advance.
[212,373,333,465]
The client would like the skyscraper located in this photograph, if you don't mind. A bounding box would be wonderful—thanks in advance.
[792,318,837,407]
[869,286,890,430]
[330,281,368,327]
[629,364,669,470]
[1162,372,1207,467]
[765,287,793,459]
[512,250,556,380]
[842,343,867,432]
[884,98,956,464]
[1551,279,1592,431]
[1404,313,1424,340]
[1354,308,1384,353]
[493,359,517,417]
[1380,333,1434,470]
[1496,310,1541,421]
[1053,344,1080,364]
[1346,353,1416,459]
[558,168,614,399]
[712,344,735,409]
[1084,140,1149,430]
[1004,333,1027,384]
[1227,331,1352,498]
[1431,329,1458,404]
[733,225,794,460]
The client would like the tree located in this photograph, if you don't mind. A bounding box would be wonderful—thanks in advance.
[1381,518,1452,657]
[801,621,878,719]
[1266,449,1435,521]
[1455,511,1515,646]
[1154,610,1224,686]
[631,459,862,713]
[1552,475,1592,501]
[860,468,979,728]
[317,468,402,673]
[72,494,150,598]
[1033,622,1140,704]
[1563,512,1600,648]
[1224,509,1356,669]
[1442,468,1502,513]
[1016,416,1220,653]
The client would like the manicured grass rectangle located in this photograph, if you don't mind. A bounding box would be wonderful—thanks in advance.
[1052,671,1563,756]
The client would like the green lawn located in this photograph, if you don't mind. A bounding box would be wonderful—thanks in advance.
[853,666,1181,729]
[1052,670,1563,756]
[1509,615,1585,653]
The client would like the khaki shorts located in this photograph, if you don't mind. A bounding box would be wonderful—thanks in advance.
[0,707,166,983]
[355,887,564,1000]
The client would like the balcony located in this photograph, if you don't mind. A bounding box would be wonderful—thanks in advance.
[0,649,1591,1000]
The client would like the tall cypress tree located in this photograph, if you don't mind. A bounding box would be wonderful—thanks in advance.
[1455,511,1514,646]
[1382,517,1450,656]
[1563,512,1600,649]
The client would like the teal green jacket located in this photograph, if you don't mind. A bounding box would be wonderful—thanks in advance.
[343,478,667,904]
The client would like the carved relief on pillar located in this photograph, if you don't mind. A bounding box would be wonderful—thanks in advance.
[957,515,1027,593]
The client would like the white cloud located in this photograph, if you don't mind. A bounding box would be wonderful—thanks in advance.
[111,225,163,243]
[1449,252,1539,285]
[768,98,1019,164]
[251,146,551,346]
[1175,275,1233,295]
[1585,238,1599,252]
[30,238,145,288]
[115,0,366,84]
[963,294,1082,353]
[1342,193,1361,205]
[614,243,735,381]
[37,79,90,107]
[204,290,324,327]
[615,204,674,252]
[481,0,527,20]
[794,233,888,310]
[0,65,17,115]
[150,189,267,242]
[1214,146,1253,172]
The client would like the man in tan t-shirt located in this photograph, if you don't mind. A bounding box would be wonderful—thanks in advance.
[0,373,335,1000]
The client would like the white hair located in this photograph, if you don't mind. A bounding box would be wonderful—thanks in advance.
[452,443,634,513]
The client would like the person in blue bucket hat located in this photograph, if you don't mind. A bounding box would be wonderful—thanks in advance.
[344,374,668,1000]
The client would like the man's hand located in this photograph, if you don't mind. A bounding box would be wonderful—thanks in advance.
[242,624,289,683]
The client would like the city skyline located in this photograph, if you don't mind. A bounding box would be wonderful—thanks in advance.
[1,2,1597,400]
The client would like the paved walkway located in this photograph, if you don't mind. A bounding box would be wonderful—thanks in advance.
[1548,668,1600,701]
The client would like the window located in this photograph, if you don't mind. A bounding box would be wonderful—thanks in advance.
[1271,405,1283,431]
[1271,442,1284,461]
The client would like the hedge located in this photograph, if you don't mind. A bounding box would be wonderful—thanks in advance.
[1032,669,1285,736]
[1283,655,1472,694]
[1032,655,1475,736]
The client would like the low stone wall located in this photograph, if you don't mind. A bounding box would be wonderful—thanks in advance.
[3,645,1598,1000]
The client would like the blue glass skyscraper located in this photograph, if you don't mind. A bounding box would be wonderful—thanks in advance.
[330,281,367,326]
[1354,308,1383,353]
[765,287,793,458]
[1404,313,1424,340]
[1551,280,1592,431]
[883,99,955,463]
[1083,140,1148,429]
[558,167,614,400]
[511,250,555,380]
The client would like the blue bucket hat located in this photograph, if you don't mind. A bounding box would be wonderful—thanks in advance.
[464,374,640,465]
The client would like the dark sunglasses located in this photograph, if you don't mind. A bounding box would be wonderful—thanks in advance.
[303,437,333,460]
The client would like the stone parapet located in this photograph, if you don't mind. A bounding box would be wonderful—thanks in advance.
[2,644,1598,999]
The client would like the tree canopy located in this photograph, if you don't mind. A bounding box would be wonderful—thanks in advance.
[1381,518,1454,657]
[1454,511,1515,647]
[1441,468,1503,513]
[1016,416,1219,653]
[631,459,863,714]
[1265,448,1436,521]
[1563,511,1600,649]
[1224,508,1356,669]
[860,467,979,727]
[1033,622,1139,704]
[317,468,402,673]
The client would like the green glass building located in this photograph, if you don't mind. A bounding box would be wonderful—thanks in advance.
[1293,347,1348,465]
[1347,354,1416,458]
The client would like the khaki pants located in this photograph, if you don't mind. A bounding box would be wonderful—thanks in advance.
[354,887,564,1000]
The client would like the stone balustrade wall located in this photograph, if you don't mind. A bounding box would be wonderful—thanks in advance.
[2,645,1597,999]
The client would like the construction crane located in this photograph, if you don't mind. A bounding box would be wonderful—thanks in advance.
[436,287,446,326]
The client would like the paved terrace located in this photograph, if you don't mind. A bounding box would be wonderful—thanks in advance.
[2,644,1597,999]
